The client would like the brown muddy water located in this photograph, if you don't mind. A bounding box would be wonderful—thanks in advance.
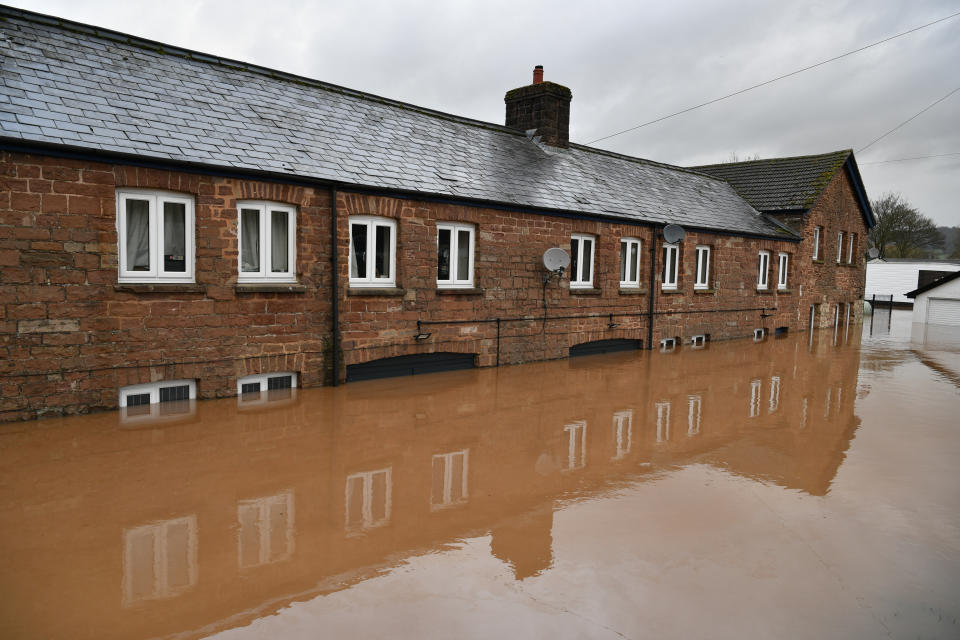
[1,309,959,639]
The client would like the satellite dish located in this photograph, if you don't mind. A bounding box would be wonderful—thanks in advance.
[543,247,571,271]
[867,247,880,259]
[663,224,686,243]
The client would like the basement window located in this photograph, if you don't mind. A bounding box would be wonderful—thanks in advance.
[237,372,298,406]
[237,201,297,282]
[659,337,677,352]
[570,234,595,288]
[754,328,766,341]
[350,216,397,287]
[118,379,196,423]
[117,190,195,283]
[757,251,770,289]
[619,237,641,288]
[694,246,710,289]
[661,243,679,290]
[690,334,707,348]
[437,222,475,288]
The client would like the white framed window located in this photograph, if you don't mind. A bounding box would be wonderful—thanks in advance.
[237,201,296,282]
[757,251,770,289]
[237,491,295,568]
[687,395,702,436]
[612,410,633,460]
[570,234,595,288]
[119,379,196,423]
[122,516,197,606]
[660,337,676,353]
[847,233,856,264]
[431,450,469,510]
[117,190,195,283]
[346,467,392,533]
[694,245,710,290]
[812,226,821,260]
[749,379,762,417]
[777,252,789,290]
[619,238,641,288]
[690,334,707,349]
[350,216,397,287]
[836,232,844,263]
[563,420,588,470]
[661,243,679,290]
[237,372,297,407]
[754,327,766,341]
[655,401,671,442]
[437,222,474,288]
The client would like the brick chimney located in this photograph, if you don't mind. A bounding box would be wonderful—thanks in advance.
[505,66,572,148]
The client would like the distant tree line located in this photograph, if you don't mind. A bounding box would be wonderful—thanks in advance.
[868,193,955,259]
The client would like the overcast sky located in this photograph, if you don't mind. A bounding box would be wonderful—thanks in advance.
[10,0,960,226]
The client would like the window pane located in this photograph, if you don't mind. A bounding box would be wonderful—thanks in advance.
[351,223,367,278]
[241,209,260,272]
[620,242,628,282]
[346,477,364,528]
[437,228,451,280]
[371,472,387,521]
[241,382,261,395]
[375,225,391,278]
[456,230,470,281]
[162,201,186,273]
[581,239,592,281]
[570,239,579,281]
[270,210,289,273]
[662,246,669,282]
[629,243,639,281]
[126,199,151,271]
[267,375,292,390]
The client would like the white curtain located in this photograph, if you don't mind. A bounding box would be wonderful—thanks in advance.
[270,210,288,272]
[163,202,186,272]
[126,199,150,271]
[241,209,260,272]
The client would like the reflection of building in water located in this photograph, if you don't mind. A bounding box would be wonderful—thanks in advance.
[769,376,781,413]
[563,421,587,470]
[749,379,762,418]
[122,516,197,606]
[238,491,295,568]
[612,410,633,459]
[346,468,392,532]
[656,402,671,442]
[490,503,555,581]
[687,396,701,436]
[431,450,469,510]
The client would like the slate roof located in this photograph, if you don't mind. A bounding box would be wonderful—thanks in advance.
[691,150,852,213]
[0,6,795,239]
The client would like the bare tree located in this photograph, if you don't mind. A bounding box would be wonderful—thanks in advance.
[869,193,943,258]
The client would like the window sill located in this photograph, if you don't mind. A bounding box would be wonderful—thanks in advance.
[114,283,206,294]
[755,288,774,294]
[436,287,484,296]
[660,288,683,295]
[812,259,824,264]
[347,287,406,297]
[570,287,602,296]
[618,288,648,296]
[693,288,715,295]
[235,283,307,294]
[776,288,793,294]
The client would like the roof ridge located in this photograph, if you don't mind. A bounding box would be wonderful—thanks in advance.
[691,149,852,169]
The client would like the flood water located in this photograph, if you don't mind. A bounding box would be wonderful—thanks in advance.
[1,310,959,639]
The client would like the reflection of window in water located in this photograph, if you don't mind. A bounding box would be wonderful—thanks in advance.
[238,491,295,568]
[655,402,671,442]
[431,450,469,510]
[563,421,587,470]
[119,380,196,424]
[825,387,831,418]
[836,386,842,413]
[769,376,781,412]
[749,379,762,418]
[237,372,298,407]
[345,468,392,533]
[122,516,197,606]
[800,397,808,429]
[687,395,701,436]
[612,410,633,459]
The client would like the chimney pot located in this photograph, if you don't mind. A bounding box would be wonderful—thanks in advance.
[533,65,544,84]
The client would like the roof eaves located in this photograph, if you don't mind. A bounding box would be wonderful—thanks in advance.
[905,270,960,298]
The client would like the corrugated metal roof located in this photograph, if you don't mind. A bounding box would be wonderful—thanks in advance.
[0,6,795,239]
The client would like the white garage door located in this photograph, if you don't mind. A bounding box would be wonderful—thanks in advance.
[926,298,960,326]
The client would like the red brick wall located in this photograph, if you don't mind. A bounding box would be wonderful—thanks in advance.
[1,151,870,422]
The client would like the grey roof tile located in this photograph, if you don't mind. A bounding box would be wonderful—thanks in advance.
[0,7,793,239]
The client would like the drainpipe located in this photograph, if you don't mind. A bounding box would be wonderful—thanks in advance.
[647,226,658,350]
[330,185,339,386]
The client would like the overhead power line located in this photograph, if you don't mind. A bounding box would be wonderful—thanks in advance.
[860,152,960,165]
[585,10,960,145]
[856,86,960,153]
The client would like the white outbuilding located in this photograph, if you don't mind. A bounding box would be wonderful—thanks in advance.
[866,259,960,305]
[906,272,960,326]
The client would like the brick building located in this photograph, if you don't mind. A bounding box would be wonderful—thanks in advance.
[0,6,874,422]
